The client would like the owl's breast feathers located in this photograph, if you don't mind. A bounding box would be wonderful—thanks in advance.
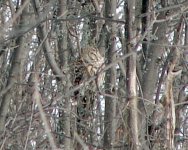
[80,47,105,88]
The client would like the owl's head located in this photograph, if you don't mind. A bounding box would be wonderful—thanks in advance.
[80,47,104,68]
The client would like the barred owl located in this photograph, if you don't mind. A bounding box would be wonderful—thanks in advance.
[73,47,105,136]
[74,47,105,90]
[80,47,105,88]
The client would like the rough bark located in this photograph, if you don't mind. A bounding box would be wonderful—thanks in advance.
[142,14,167,102]
[103,0,117,149]
[0,0,29,132]
[125,0,140,149]
[162,18,183,150]
[57,0,72,149]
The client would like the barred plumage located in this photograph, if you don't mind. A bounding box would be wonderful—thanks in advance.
[80,47,105,89]
[73,46,105,139]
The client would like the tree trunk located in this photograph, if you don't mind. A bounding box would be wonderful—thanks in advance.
[0,0,29,132]
[103,0,117,149]
[125,0,140,149]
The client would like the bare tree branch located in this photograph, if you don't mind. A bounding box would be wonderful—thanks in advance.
[32,73,57,149]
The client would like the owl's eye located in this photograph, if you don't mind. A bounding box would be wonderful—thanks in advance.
[88,51,97,61]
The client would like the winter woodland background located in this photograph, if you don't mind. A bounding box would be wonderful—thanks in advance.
[0,0,187,150]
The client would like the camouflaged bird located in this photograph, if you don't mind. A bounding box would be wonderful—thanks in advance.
[74,46,105,91]
[73,46,105,139]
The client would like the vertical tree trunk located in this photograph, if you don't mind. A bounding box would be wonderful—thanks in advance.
[161,18,183,150]
[125,0,140,149]
[103,0,117,149]
[57,0,72,149]
[0,0,29,131]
